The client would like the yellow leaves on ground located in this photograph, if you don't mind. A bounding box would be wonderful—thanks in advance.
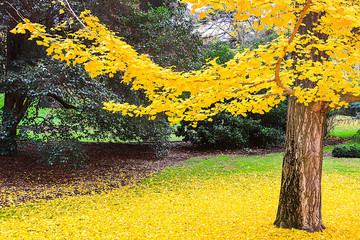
[1,168,360,239]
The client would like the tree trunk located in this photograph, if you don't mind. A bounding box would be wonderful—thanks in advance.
[0,123,18,156]
[0,93,31,156]
[274,97,331,232]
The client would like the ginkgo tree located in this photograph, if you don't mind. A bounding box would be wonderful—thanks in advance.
[11,0,360,233]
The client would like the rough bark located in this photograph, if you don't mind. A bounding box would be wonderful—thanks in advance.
[273,7,334,232]
[274,98,330,232]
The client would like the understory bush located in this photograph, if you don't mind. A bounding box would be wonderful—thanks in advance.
[37,141,87,168]
[355,130,360,142]
[332,145,360,158]
[7,59,173,166]
[176,102,287,149]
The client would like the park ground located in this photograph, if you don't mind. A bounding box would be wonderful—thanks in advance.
[0,116,359,239]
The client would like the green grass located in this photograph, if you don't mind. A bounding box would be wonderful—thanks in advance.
[328,115,360,138]
[145,149,360,186]
[0,93,4,108]
[330,125,359,138]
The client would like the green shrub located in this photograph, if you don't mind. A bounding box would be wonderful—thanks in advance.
[37,141,87,168]
[176,109,285,149]
[201,41,235,66]
[332,145,360,158]
[354,129,360,142]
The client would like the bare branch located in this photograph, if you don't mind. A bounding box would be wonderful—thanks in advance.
[62,0,87,29]
[4,9,20,24]
[5,1,25,20]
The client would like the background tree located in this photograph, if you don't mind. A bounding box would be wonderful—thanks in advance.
[13,0,360,232]
[0,0,58,155]
[1,0,203,159]
[194,5,277,49]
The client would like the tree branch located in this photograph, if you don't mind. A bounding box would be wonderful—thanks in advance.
[340,93,360,104]
[47,93,77,110]
[275,0,312,95]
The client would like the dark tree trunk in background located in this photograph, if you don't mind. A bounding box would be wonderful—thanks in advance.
[0,93,31,156]
[274,10,331,232]
[1,31,40,156]
[274,98,330,232]
[0,2,50,155]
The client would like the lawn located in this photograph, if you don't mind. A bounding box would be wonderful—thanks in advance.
[329,115,360,138]
[1,152,359,239]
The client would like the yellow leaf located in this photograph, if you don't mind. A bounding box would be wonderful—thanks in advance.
[256,25,265,31]
[235,14,249,21]
[10,28,18,34]
[199,12,207,20]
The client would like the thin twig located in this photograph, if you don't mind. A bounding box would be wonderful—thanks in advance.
[4,9,19,24]
[5,1,24,22]
[62,0,87,29]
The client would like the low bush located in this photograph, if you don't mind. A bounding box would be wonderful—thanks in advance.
[37,141,87,168]
[332,145,360,158]
[176,111,285,149]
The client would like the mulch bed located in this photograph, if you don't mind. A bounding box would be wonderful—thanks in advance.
[0,138,348,208]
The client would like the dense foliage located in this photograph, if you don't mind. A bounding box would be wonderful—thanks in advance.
[176,114,282,148]
[0,0,203,160]
[332,145,360,158]
[177,41,286,148]
[116,4,203,71]
[200,41,236,66]
[177,102,286,148]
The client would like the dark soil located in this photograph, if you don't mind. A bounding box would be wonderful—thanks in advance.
[0,138,348,208]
